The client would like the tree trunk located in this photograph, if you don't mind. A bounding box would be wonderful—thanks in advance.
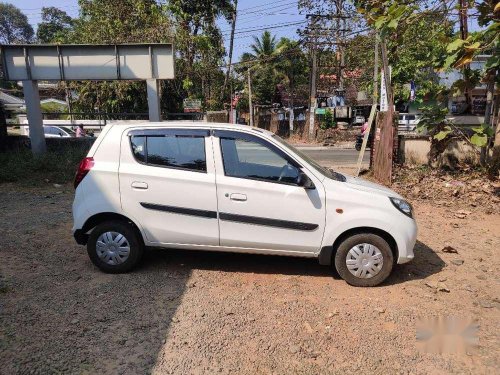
[373,39,395,185]
[489,94,500,179]
[482,70,495,165]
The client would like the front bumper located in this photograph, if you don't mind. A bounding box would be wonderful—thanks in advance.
[394,219,417,264]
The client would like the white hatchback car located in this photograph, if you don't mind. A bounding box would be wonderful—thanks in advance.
[72,122,417,287]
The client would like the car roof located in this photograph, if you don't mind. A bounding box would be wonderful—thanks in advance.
[111,121,275,136]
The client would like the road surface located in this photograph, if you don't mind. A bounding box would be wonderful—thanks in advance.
[298,147,369,166]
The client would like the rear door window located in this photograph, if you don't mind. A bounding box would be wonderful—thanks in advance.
[130,131,206,172]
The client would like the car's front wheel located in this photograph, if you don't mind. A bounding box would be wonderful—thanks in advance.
[87,221,143,273]
[334,233,394,287]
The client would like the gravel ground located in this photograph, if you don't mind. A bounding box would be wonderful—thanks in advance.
[0,182,499,374]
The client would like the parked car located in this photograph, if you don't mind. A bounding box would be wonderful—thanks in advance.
[353,115,365,125]
[23,125,76,138]
[398,113,420,133]
[72,123,417,287]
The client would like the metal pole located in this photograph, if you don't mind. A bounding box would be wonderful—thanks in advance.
[23,80,47,155]
[308,16,318,139]
[248,68,254,127]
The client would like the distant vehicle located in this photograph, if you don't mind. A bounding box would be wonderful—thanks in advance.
[44,126,76,138]
[398,113,420,133]
[23,125,76,138]
[354,115,365,125]
[72,122,417,287]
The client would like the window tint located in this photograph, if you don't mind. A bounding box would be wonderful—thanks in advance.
[131,136,146,162]
[44,126,55,135]
[130,135,206,172]
[220,137,300,184]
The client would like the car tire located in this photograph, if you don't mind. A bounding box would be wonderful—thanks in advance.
[87,220,144,273]
[334,233,394,287]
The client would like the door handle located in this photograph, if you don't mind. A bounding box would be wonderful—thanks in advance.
[131,181,148,190]
[230,193,247,201]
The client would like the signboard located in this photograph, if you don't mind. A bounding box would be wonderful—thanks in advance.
[379,67,392,112]
[1,44,174,81]
[183,98,202,113]
[315,108,326,115]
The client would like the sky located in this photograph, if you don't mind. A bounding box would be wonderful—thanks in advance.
[6,0,307,63]
[7,0,482,64]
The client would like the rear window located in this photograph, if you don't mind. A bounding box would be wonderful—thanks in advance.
[130,135,206,172]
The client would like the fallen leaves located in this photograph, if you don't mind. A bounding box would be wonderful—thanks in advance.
[391,167,500,215]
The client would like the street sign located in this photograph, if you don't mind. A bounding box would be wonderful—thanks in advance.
[183,99,202,113]
[315,108,326,114]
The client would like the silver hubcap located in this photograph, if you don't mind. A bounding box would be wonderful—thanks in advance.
[96,231,130,266]
[346,243,384,279]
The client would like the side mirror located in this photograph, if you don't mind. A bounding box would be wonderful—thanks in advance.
[298,171,315,190]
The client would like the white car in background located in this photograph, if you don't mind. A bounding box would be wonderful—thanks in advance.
[398,113,420,133]
[72,122,417,287]
[23,125,76,138]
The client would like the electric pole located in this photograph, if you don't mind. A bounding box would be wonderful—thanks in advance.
[248,68,254,127]
[222,0,238,103]
[307,15,318,140]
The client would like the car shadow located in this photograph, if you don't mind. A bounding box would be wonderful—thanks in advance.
[140,239,445,285]
[141,247,334,277]
[385,240,446,285]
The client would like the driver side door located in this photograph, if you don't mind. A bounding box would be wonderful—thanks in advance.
[213,130,326,254]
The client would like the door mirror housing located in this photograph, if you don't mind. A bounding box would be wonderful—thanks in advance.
[298,171,315,189]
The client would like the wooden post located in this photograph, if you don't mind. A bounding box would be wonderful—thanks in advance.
[355,34,379,176]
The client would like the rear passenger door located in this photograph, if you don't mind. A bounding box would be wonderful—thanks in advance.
[119,128,219,246]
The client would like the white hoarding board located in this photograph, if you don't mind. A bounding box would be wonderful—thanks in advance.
[1,44,174,81]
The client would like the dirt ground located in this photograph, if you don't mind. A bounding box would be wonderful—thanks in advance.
[0,180,499,375]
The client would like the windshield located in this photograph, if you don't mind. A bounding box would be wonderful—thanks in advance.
[60,126,76,135]
[272,135,345,181]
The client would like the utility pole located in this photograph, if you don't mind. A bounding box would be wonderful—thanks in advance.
[222,0,238,103]
[307,15,318,140]
[248,68,254,127]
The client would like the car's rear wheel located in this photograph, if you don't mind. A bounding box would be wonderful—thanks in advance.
[87,221,143,273]
[334,233,394,287]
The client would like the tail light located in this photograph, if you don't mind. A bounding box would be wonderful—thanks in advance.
[74,157,94,189]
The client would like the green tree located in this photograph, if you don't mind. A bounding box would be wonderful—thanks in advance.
[274,38,309,106]
[167,0,233,109]
[36,7,74,43]
[68,0,173,115]
[240,31,280,104]
[0,3,34,44]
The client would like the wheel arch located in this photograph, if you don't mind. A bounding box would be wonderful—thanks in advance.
[75,212,144,246]
[318,226,398,266]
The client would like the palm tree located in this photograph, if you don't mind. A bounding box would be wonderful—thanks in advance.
[250,31,277,59]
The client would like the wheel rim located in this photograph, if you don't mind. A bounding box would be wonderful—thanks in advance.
[96,231,131,266]
[346,243,384,279]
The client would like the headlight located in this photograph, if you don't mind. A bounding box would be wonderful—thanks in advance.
[389,197,413,218]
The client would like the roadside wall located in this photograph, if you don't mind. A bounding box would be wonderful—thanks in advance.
[399,135,480,166]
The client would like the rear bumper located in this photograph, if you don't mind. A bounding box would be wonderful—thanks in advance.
[73,229,88,245]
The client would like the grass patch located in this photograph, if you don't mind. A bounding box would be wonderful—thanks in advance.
[0,145,89,185]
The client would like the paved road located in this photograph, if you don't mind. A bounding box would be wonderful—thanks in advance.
[298,147,369,166]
